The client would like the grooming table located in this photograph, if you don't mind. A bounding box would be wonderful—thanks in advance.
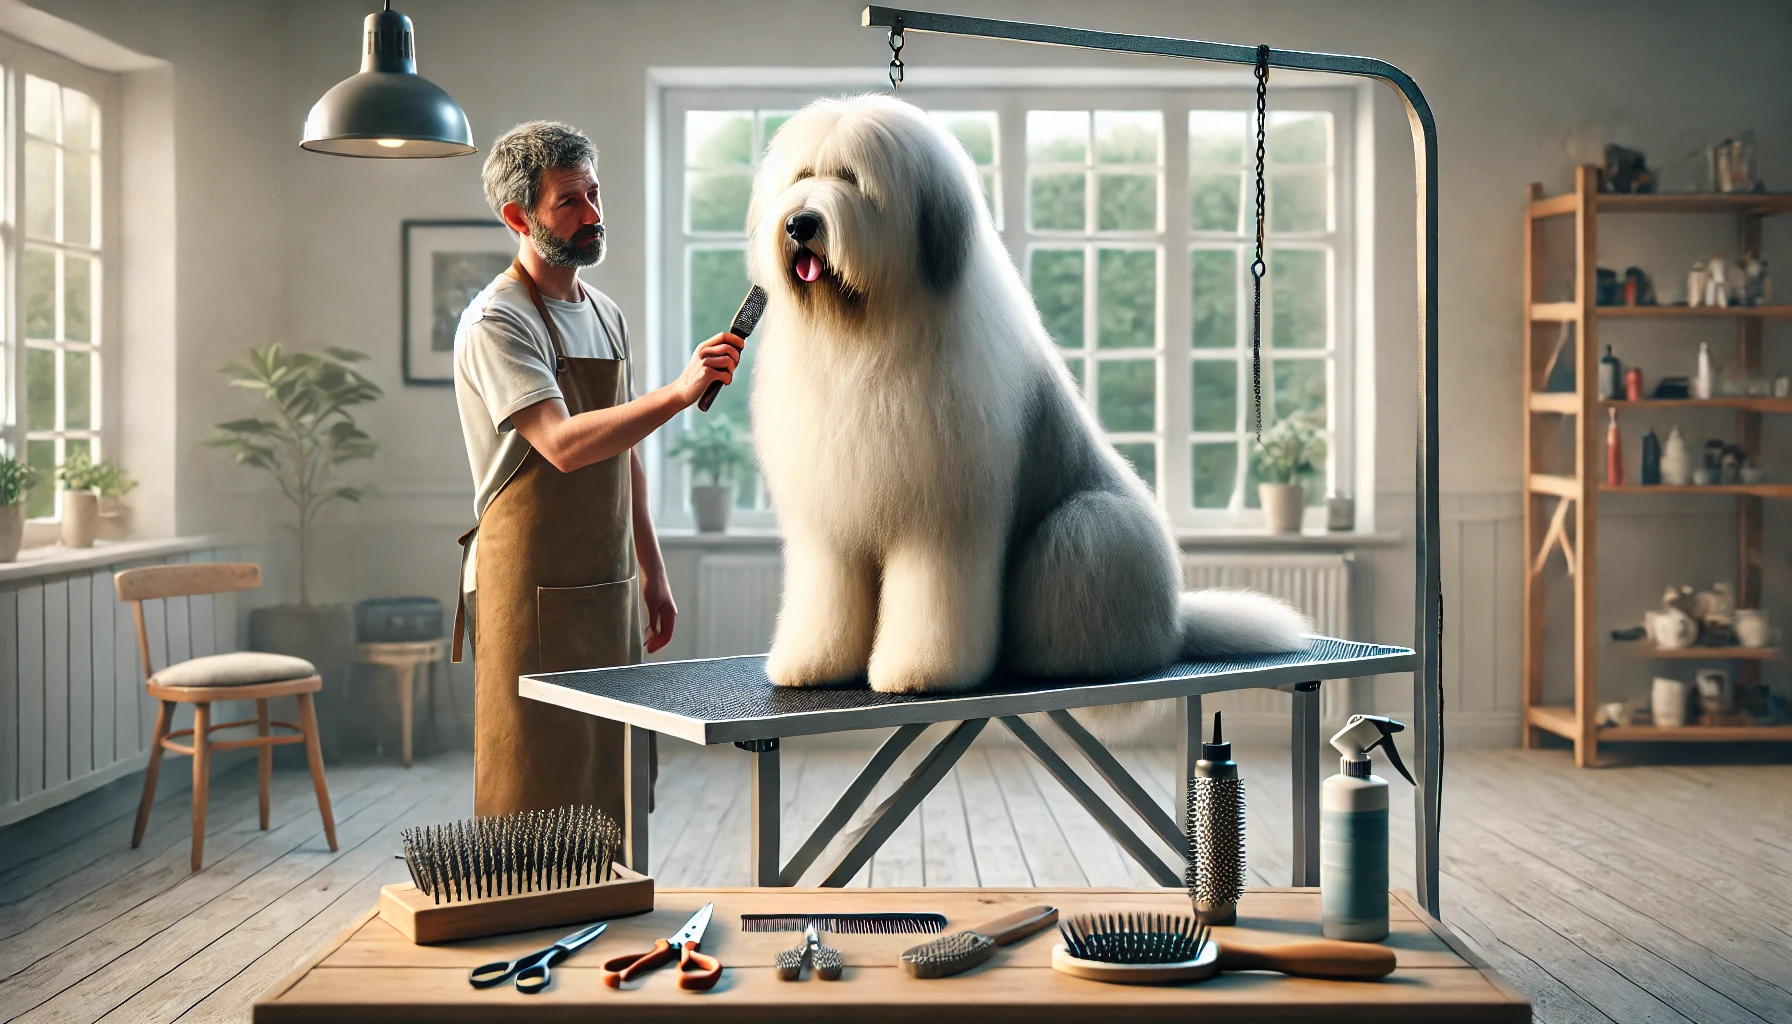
[521,637,1418,888]
[252,886,1528,1022]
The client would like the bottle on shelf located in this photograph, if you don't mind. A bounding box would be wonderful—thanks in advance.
[1606,409,1625,485]
[1599,345,1623,400]
[1694,341,1714,399]
[1641,428,1661,485]
[1625,367,1644,402]
[1662,426,1690,485]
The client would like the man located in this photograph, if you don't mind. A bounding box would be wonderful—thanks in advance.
[453,121,741,817]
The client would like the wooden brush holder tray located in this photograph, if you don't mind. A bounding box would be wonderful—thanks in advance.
[378,864,654,944]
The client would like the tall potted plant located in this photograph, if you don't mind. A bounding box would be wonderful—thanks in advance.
[1252,415,1327,534]
[669,416,754,533]
[58,448,105,548]
[0,453,34,562]
[208,344,381,755]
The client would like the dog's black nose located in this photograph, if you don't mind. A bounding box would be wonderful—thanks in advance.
[785,211,821,243]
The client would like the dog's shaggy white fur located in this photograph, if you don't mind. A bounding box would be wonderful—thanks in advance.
[746,95,1309,713]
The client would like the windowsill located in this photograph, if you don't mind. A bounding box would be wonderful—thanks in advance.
[656,527,1401,550]
[0,534,231,585]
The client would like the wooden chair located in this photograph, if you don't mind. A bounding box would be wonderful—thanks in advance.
[115,562,338,871]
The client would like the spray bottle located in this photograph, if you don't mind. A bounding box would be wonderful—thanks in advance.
[1321,715,1414,941]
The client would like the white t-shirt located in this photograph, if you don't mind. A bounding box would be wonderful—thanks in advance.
[453,272,634,521]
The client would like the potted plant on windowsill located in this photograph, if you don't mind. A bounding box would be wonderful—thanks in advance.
[57,448,105,549]
[668,415,753,533]
[208,344,381,758]
[93,462,138,541]
[1252,415,1328,535]
[0,453,35,562]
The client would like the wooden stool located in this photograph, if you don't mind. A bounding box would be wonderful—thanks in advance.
[356,638,449,768]
[115,562,338,872]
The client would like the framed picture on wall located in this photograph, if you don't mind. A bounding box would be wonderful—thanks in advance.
[402,219,515,385]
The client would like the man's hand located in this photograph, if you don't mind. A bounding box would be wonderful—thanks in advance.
[676,332,744,406]
[641,568,677,654]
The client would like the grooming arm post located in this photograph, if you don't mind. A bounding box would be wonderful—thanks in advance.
[1290,682,1321,886]
[859,6,1442,915]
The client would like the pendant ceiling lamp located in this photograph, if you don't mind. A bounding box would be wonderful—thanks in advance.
[301,1,474,158]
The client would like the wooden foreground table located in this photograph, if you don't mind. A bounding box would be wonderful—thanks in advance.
[254,887,1529,1023]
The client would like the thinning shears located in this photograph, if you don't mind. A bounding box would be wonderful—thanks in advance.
[468,920,608,994]
[599,903,723,991]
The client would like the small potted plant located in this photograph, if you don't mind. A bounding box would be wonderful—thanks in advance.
[0,452,34,562]
[1252,415,1327,534]
[668,416,754,533]
[57,448,105,549]
[93,461,138,541]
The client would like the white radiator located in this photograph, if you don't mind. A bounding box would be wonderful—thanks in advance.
[1183,552,1354,724]
[696,554,783,657]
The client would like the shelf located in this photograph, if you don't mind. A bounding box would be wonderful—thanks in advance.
[1529,704,1792,743]
[1600,398,1792,413]
[1595,192,1792,216]
[1597,304,1792,319]
[1600,483,1792,498]
[1629,644,1780,660]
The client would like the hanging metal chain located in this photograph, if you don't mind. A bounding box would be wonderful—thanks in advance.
[1250,44,1269,441]
[888,17,906,91]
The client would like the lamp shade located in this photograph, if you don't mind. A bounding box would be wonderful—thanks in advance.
[301,7,474,158]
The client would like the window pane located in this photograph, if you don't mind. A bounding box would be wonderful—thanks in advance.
[63,86,94,151]
[1189,171,1242,233]
[65,349,92,430]
[1268,111,1329,165]
[1029,171,1085,231]
[1095,111,1160,164]
[1190,249,1237,349]
[1269,168,1327,233]
[1097,172,1157,231]
[65,256,93,343]
[1096,358,1155,432]
[931,111,997,165]
[27,348,55,430]
[1030,248,1084,347]
[25,75,56,139]
[1188,111,1246,165]
[686,111,753,169]
[1273,359,1327,423]
[1027,110,1087,163]
[1096,248,1155,349]
[25,138,56,240]
[24,250,55,339]
[688,248,753,424]
[979,169,999,219]
[1062,355,1084,394]
[686,171,752,232]
[65,150,93,247]
[26,440,56,519]
[1113,441,1156,492]
[1192,442,1238,509]
[1191,359,1237,432]
[1270,249,1327,349]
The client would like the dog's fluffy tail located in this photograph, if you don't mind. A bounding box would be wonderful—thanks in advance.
[1179,589,1311,657]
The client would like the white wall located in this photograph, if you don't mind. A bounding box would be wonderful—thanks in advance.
[25,0,1792,745]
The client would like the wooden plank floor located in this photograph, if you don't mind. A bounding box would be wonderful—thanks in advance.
[1,736,1789,1023]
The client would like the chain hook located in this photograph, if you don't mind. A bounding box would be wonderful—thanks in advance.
[1249,44,1270,441]
[888,16,906,91]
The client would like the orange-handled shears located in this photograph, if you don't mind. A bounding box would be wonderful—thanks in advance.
[599,902,722,991]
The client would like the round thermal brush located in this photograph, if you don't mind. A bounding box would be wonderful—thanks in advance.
[1186,711,1245,926]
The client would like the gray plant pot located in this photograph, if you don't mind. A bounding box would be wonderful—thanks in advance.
[0,503,22,562]
[250,603,359,763]
[692,484,734,534]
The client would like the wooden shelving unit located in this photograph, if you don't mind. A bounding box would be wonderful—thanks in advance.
[1522,166,1792,765]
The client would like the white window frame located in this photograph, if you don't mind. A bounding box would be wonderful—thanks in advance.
[0,33,119,525]
[649,70,1362,534]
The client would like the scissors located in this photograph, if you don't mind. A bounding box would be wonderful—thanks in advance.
[599,903,723,991]
[468,920,607,994]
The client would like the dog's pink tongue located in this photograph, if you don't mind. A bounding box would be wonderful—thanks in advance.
[794,251,822,282]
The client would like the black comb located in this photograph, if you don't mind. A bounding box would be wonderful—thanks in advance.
[741,912,947,934]
[699,285,768,412]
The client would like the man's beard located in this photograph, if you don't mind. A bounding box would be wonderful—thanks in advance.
[528,218,606,268]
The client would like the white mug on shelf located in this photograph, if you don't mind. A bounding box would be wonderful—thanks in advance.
[1651,677,1689,729]
[1735,608,1774,649]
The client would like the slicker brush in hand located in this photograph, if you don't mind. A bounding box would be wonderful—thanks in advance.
[1187,711,1245,926]
[400,804,622,904]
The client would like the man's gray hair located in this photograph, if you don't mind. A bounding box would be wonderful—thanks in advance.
[482,121,597,220]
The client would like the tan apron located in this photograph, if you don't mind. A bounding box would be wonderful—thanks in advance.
[453,260,648,819]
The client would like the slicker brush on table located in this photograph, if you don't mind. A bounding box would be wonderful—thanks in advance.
[1186,712,1245,926]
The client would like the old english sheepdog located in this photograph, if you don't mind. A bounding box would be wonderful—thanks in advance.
[745,94,1310,711]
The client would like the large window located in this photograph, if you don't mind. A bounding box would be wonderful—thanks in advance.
[658,82,1355,531]
[0,42,115,523]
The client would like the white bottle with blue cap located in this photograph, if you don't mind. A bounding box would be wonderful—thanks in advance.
[1321,714,1414,941]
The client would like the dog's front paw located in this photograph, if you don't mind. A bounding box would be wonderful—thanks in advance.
[765,640,866,688]
[865,650,985,695]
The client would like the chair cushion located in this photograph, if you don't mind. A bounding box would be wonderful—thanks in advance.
[153,652,317,687]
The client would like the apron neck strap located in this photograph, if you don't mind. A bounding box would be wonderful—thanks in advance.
[511,257,570,375]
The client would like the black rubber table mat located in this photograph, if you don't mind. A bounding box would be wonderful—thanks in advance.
[521,636,1416,744]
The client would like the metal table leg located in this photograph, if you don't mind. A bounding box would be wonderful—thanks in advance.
[740,739,781,886]
[1290,681,1320,886]
[624,724,651,873]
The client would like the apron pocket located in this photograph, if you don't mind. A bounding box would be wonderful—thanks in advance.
[537,576,638,674]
